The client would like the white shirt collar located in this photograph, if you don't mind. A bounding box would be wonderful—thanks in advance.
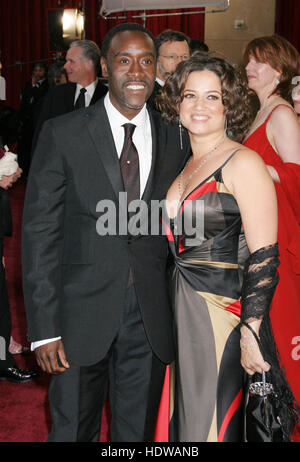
[156,77,164,87]
[103,93,152,196]
[76,79,98,97]
[104,92,148,130]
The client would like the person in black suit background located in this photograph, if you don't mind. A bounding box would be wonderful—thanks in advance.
[0,89,38,382]
[22,22,189,442]
[18,62,49,178]
[148,30,190,110]
[32,40,108,154]
[0,158,32,382]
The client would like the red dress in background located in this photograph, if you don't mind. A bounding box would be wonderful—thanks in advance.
[244,105,300,439]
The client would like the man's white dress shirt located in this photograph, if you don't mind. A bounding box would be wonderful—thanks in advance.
[74,79,98,107]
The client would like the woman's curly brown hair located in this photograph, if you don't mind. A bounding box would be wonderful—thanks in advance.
[156,52,254,143]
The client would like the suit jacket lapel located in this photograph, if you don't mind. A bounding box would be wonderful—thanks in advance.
[86,99,124,202]
[91,80,108,104]
[141,107,166,203]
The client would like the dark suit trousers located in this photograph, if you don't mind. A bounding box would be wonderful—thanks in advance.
[0,241,16,369]
[47,284,166,442]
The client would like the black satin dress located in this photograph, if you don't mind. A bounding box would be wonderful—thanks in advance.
[163,150,246,442]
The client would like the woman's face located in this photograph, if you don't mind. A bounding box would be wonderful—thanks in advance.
[292,87,300,115]
[179,69,225,137]
[245,55,281,94]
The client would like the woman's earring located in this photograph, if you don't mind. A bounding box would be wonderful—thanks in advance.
[224,118,228,135]
[179,120,183,150]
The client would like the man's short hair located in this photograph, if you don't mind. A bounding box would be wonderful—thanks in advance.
[155,30,190,55]
[33,61,48,73]
[190,38,209,53]
[101,22,156,60]
[70,40,101,75]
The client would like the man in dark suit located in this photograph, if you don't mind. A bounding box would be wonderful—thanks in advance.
[18,62,49,177]
[32,40,108,153]
[22,23,188,442]
[148,30,190,111]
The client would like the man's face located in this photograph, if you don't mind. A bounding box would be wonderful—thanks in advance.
[64,46,94,85]
[33,65,46,81]
[101,30,156,119]
[157,40,190,82]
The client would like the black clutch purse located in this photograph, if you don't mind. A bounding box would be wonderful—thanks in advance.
[243,322,290,442]
[246,370,290,442]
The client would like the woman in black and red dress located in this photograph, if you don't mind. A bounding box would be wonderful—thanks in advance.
[157,53,283,442]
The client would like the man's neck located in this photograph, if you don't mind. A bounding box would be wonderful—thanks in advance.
[77,75,97,88]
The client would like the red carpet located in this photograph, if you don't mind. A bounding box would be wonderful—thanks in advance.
[0,182,110,442]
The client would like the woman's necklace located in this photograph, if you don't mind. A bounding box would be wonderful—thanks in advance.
[178,132,226,199]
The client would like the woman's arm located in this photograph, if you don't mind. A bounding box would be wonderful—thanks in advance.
[228,149,278,252]
[224,148,278,375]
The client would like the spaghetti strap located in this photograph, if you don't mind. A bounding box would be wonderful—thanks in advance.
[265,104,295,124]
[218,148,241,184]
[221,148,241,169]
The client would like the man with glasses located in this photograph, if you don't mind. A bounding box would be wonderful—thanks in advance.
[148,29,190,110]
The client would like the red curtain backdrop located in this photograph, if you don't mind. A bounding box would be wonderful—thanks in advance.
[275,0,300,52]
[0,0,205,109]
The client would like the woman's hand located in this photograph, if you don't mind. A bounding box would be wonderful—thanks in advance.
[0,173,15,189]
[0,168,22,190]
[12,167,22,182]
[240,323,271,375]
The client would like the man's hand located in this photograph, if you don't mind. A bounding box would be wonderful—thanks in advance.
[35,339,70,374]
[31,74,39,86]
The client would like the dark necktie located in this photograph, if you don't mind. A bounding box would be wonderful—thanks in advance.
[74,87,87,109]
[120,124,140,286]
[120,123,140,204]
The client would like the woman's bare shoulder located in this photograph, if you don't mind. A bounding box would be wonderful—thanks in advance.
[228,146,266,172]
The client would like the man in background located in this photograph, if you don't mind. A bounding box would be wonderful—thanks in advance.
[148,29,190,110]
[18,62,49,178]
[32,39,108,154]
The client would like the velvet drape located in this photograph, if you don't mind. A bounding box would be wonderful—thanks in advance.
[275,0,300,52]
[0,0,205,109]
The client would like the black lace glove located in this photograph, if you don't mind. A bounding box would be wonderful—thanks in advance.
[241,243,299,437]
[241,243,279,324]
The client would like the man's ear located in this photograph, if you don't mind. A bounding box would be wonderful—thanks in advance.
[101,57,108,78]
[85,59,95,74]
